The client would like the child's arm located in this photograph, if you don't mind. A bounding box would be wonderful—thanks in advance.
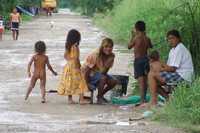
[27,56,34,77]
[128,36,135,49]
[46,57,57,76]
[102,54,115,74]
[73,45,81,69]
[18,13,22,24]
[9,14,12,27]
[161,62,176,72]
[82,66,91,83]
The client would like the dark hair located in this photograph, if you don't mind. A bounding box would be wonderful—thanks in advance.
[167,29,181,39]
[149,50,160,61]
[65,29,81,51]
[135,21,146,32]
[35,41,46,54]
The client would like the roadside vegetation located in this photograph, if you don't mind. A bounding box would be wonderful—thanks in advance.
[154,79,200,132]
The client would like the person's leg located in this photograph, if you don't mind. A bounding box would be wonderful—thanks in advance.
[0,32,2,40]
[144,75,148,99]
[12,30,15,40]
[46,8,49,16]
[157,87,169,99]
[148,71,171,105]
[138,76,148,103]
[25,77,37,100]
[102,78,118,97]
[49,9,52,16]
[40,78,46,103]
[16,30,19,40]
[148,72,158,105]
[68,95,75,104]
[157,71,183,99]
[97,75,107,104]
[79,93,90,105]
[134,57,149,104]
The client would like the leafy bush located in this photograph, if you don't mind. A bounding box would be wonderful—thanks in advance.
[154,79,200,132]
[63,0,119,16]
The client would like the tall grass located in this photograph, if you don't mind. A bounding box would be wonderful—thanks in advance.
[94,0,200,71]
[154,79,200,132]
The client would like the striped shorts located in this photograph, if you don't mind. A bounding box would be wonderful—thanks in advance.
[160,71,183,83]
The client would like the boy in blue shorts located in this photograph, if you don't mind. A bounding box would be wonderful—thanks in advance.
[128,21,152,105]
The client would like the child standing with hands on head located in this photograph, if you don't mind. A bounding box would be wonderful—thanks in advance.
[128,21,153,106]
[0,15,4,41]
[25,41,57,103]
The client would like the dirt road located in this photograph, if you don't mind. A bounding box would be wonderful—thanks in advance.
[0,9,184,133]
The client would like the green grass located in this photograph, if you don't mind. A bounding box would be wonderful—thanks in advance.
[21,14,32,22]
[94,0,200,66]
[153,79,200,132]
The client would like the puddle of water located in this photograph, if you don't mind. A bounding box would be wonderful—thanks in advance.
[116,121,130,126]
[84,120,116,125]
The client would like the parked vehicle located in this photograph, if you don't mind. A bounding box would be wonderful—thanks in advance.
[41,0,57,15]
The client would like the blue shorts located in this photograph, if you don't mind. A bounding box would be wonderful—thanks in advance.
[134,56,149,79]
[11,22,19,31]
[89,72,113,90]
[160,71,183,83]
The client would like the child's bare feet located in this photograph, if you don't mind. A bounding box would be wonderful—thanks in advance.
[79,99,90,105]
[41,98,46,103]
[68,99,76,104]
[68,95,76,104]
[139,102,149,108]
[25,95,28,100]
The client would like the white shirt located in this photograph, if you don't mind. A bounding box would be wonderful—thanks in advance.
[0,20,3,29]
[167,43,194,82]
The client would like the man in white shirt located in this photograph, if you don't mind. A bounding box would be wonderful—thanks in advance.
[148,29,194,105]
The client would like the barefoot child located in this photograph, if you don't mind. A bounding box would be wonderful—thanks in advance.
[128,21,152,105]
[148,50,167,105]
[10,8,21,40]
[25,41,57,103]
[0,15,4,40]
[57,29,89,104]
